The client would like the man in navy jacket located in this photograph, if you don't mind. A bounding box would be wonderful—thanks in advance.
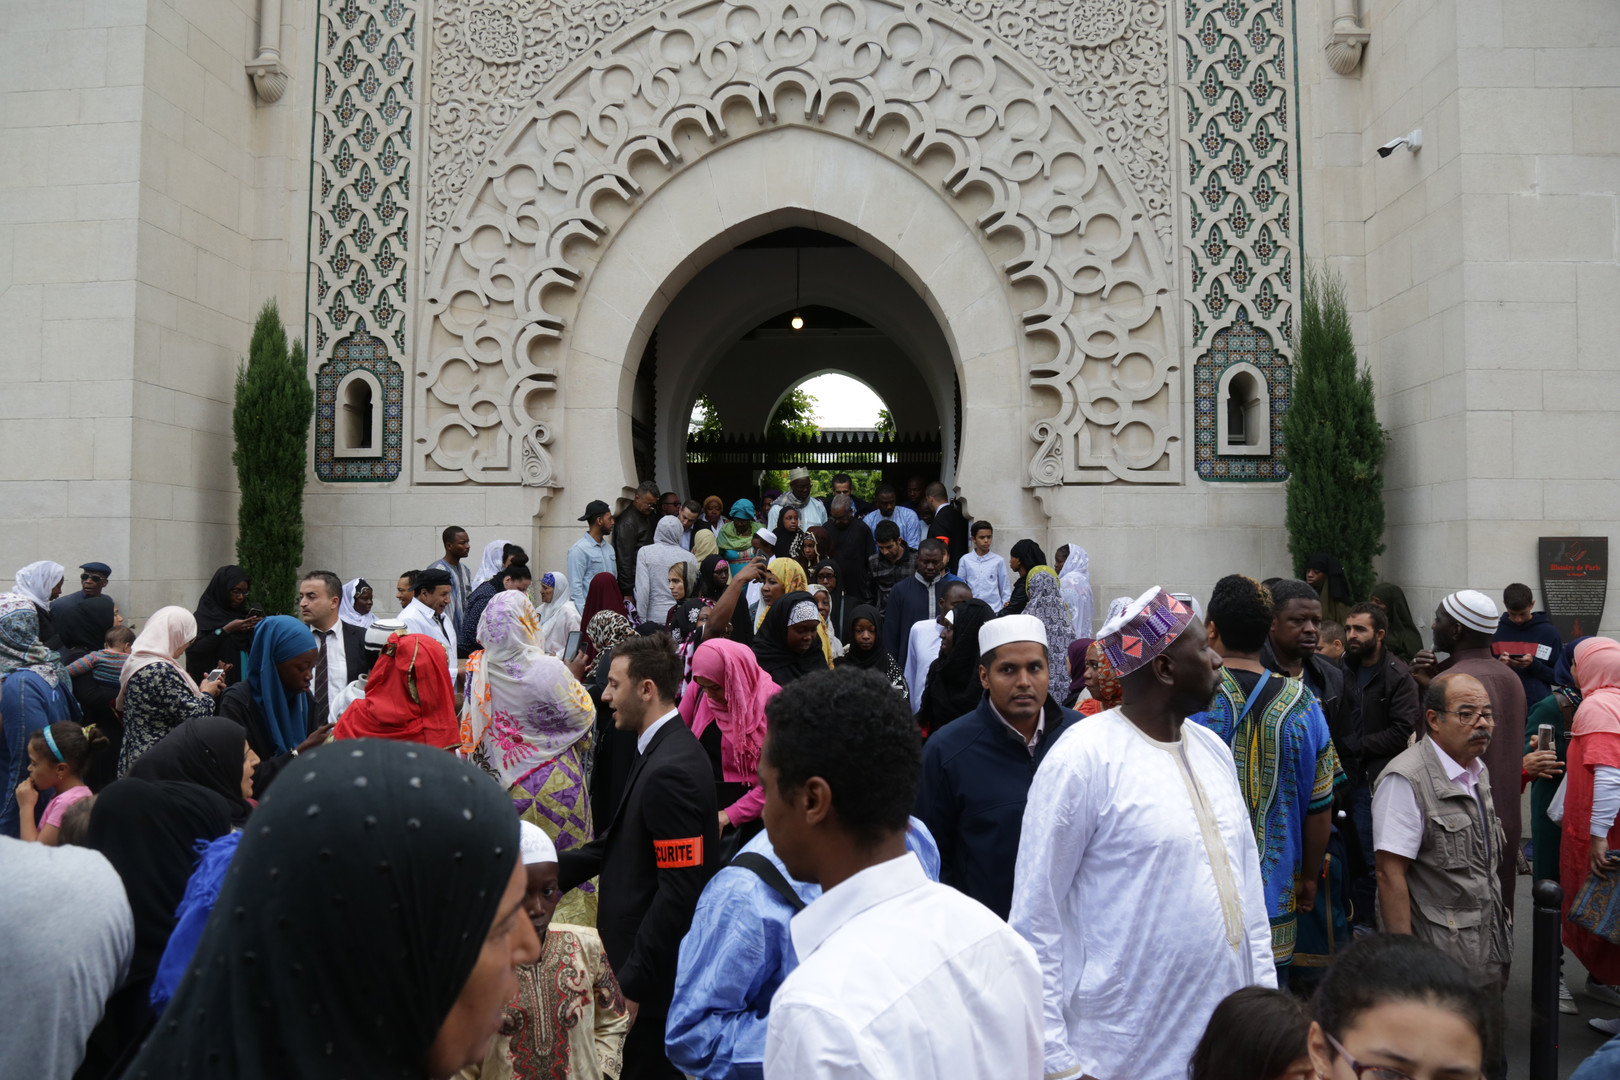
[1493,582,1562,709]
[915,613,1080,918]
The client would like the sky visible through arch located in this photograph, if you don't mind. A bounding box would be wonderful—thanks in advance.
[798,373,886,429]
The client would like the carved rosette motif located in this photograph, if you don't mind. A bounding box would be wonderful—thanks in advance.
[1178,0,1297,481]
[426,0,1172,261]
[419,0,1177,487]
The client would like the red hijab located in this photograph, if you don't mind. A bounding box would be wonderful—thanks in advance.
[579,573,631,664]
[333,633,459,748]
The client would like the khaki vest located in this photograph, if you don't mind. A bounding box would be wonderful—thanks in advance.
[1377,738,1511,973]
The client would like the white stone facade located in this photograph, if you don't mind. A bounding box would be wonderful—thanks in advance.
[1,0,1615,634]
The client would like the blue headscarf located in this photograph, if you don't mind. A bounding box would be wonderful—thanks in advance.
[246,615,317,755]
[1556,636,1592,691]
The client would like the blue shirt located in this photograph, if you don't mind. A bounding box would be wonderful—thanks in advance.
[666,819,941,1080]
[1,670,79,837]
[862,505,924,549]
[567,533,616,611]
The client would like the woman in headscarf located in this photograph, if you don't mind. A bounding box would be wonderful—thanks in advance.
[122,742,541,1080]
[535,570,582,657]
[812,560,852,642]
[1077,640,1124,716]
[753,556,808,630]
[1370,582,1423,663]
[836,604,908,698]
[333,632,459,748]
[462,591,599,928]
[803,525,829,571]
[185,565,258,686]
[1561,638,1620,992]
[667,595,710,648]
[1057,543,1095,639]
[1304,553,1354,626]
[808,584,844,657]
[1002,539,1047,615]
[579,573,633,665]
[697,555,753,644]
[750,591,830,686]
[115,607,224,778]
[0,821,133,1080]
[693,496,725,561]
[126,716,257,826]
[680,638,779,837]
[717,499,759,574]
[339,577,376,629]
[1023,565,1076,705]
[215,614,319,797]
[78,777,233,1079]
[1,593,81,836]
[775,505,806,565]
[12,560,65,648]
[663,563,700,636]
[582,609,638,829]
[471,538,514,590]
[917,598,995,734]
[635,516,699,626]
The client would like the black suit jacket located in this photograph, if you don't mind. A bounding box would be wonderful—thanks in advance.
[558,715,718,1007]
[340,621,370,684]
[929,502,971,573]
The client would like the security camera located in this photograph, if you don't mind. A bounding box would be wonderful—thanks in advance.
[1377,129,1423,158]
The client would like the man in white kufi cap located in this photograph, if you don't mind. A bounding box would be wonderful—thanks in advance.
[1009,588,1274,1080]
[1411,589,1528,915]
[767,466,827,531]
[915,613,1082,919]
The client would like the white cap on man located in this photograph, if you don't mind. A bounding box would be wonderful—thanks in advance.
[519,821,558,865]
[1441,589,1499,635]
[977,613,1049,656]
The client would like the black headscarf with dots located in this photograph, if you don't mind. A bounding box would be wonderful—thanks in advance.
[125,739,520,1080]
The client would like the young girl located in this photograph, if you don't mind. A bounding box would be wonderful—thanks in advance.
[13,720,104,845]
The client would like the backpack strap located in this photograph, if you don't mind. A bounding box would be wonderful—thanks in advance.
[731,851,807,912]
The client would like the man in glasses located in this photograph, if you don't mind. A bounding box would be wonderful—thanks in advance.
[51,561,116,618]
[1372,670,1509,1076]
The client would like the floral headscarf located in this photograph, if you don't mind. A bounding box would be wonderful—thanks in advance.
[460,591,595,789]
[0,593,62,686]
[1025,566,1076,704]
[586,610,636,680]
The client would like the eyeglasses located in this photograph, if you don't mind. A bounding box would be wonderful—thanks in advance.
[1325,1033,1480,1080]
[1439,707,1494,724]
[80,574,106,583]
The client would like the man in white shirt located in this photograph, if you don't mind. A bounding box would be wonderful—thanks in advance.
[296,571,370,725]
[1009,587,1274,1080]
[761,666,1043,1080]
[904,580,973,712]
[766,467,828,532]
[397,567,458,682]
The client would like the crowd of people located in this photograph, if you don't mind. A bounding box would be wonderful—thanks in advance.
[0,473,1616,1080]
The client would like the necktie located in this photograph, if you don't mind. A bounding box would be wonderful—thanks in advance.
[313,629,330,724]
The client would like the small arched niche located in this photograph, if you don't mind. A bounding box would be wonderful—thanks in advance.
[335,369,384,457]
[1216,362,1271,457]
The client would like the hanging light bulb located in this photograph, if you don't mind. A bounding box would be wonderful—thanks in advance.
[790,247,804,330]
[791,313,805,330]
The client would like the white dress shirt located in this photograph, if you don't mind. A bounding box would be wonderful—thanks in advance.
[309,621,348,724]
[905,620,944,712]
[399,597,458,681]
[637,707,679,755]
[765,852,1043,1080]
[1372,737,1487,860]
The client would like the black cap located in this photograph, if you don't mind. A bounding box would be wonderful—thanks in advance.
[80,562,112,576]
[579,499,611,522]
[415,568,454,591]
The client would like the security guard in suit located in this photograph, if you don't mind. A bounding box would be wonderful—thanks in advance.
[559,633,718,1080]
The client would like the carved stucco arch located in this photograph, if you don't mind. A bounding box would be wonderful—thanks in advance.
[419,0,1178,511]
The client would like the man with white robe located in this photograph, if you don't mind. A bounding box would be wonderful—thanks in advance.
[1009,586,1274,1080]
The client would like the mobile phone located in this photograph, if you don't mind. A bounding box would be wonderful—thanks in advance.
[1539,723,1557,753]
[206,668,226,681]
[564,630,582,661]
[248,605,266,618]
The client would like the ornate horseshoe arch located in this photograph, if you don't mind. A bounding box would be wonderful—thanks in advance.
[418,0,1179,495]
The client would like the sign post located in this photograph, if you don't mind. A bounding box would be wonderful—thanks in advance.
[1538,537,1609,641]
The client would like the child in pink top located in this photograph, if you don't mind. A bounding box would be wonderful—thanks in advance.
[14,721,105,845]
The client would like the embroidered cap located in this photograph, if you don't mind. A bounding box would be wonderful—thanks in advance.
[787,600,820,626]
[788,467,811,481]
[518,821,558,865]
[1442,589,1498,635]
[1097,586,1195,676]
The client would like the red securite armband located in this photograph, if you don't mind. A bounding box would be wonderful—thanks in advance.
[653,836,704,869]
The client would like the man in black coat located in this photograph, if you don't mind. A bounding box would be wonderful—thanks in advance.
[922,481,971,575]
[297,571,371,725]
[824,493,874,604]
[558,632,718,1079]
[613,481,661,600]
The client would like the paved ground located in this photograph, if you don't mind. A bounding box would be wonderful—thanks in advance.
[1505,870,1614,1078]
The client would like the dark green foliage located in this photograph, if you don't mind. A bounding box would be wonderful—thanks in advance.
[232,302,314,616]
[1282,264,1387,600]
[765,387,820,440]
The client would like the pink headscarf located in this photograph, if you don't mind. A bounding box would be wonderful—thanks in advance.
[1574,638,1620,739]
[117,606,203,709]
[680,637,778,783]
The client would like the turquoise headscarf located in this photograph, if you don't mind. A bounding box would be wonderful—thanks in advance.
[247,615,318,755]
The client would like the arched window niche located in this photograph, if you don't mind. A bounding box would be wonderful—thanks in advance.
[1216,362,1271,457]
[334,369,384,457]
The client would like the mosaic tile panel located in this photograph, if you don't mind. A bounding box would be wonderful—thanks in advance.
[1179,0,1296,481]
[308,0,416,463]
[1192,306,1289,481]
[315,319,405,482]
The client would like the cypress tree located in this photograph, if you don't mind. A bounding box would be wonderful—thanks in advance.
[232,301,314,615]
[1281,264,1387,600]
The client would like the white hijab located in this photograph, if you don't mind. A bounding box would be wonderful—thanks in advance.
[535,570,579,655]
[470,539,512,590]
[340,578,376,629]
[13,561,64,609]
[1059,544,1094,640]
